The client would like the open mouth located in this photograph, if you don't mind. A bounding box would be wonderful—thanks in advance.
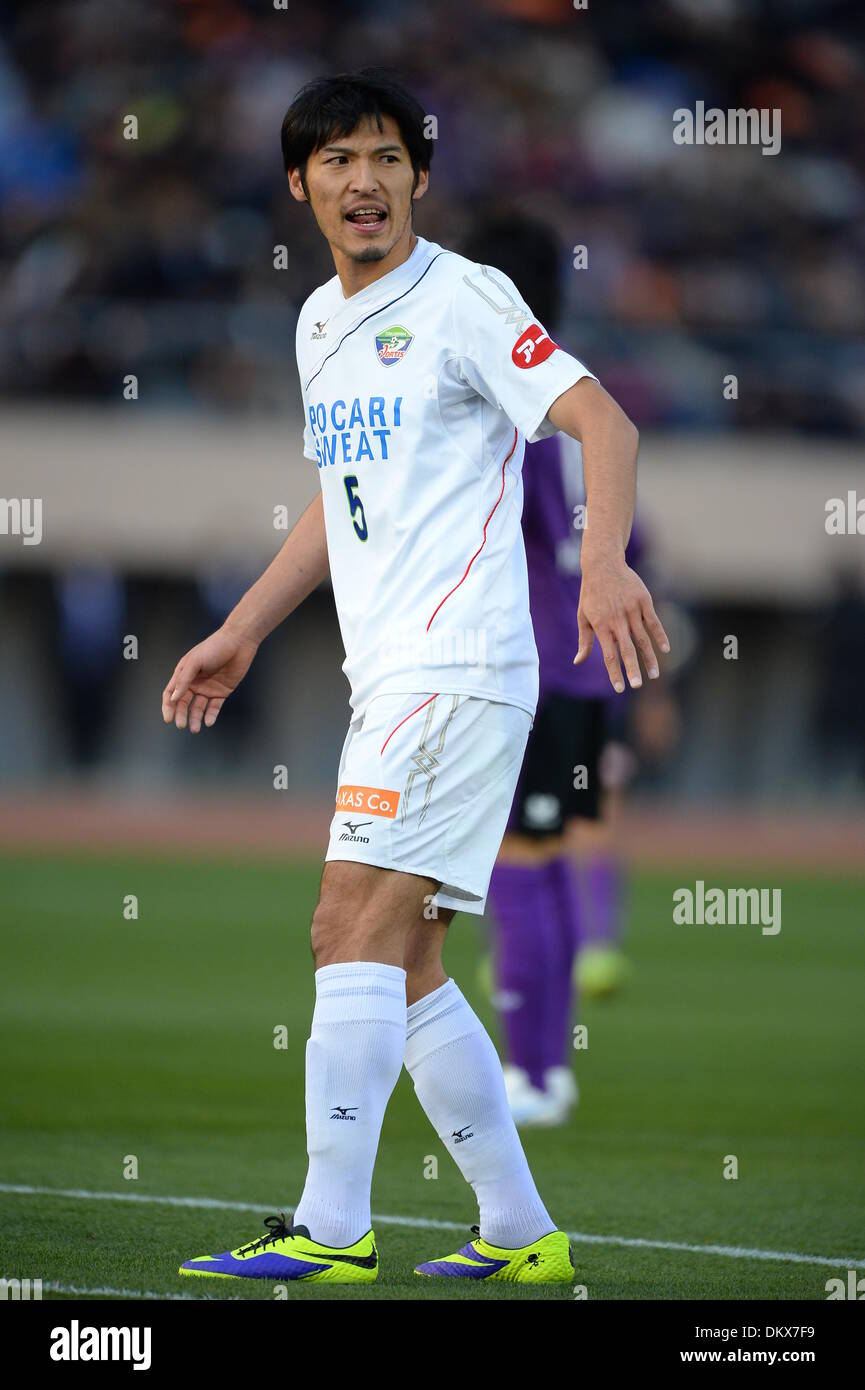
[345,207,387,230]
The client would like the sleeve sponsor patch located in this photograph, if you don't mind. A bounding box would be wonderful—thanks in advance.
[512,324,559,369]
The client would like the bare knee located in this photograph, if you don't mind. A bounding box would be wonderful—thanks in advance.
[404,912,452,1006]
[308,861,439,970]
[309,889,384,968]
[309,895,347,967]
[563,814,614,858]
[403,918,448,975]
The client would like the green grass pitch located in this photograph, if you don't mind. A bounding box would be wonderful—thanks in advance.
[1,852,863,1300]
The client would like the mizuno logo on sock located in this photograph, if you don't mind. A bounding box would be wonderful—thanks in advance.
[330,1106,358,1120]
[452,1123,474,1143]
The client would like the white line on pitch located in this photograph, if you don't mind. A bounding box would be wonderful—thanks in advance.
[42,1282,222,1302]
[2,1182,862,1270]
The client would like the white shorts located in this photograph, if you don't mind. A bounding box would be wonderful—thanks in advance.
[325,691,532,915]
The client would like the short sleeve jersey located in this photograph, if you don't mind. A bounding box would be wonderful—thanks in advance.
[295,236,597,718]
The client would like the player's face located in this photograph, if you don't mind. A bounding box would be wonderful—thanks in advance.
[289,114,427,266]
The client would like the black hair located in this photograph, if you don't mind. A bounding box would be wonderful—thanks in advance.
[281,68,433,192]
[462,213,563,332]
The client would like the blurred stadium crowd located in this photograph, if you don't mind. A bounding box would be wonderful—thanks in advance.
[2,0,864,805]
[1,0,863,433]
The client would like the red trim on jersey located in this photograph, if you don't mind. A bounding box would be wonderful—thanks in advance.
[380,693,439,756]
[425,427,519,632]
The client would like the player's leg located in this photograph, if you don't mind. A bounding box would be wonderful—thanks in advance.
[402,905,451,1005]
[565,810,621,946]
[565,706,635,998]
[488,830,575,1123]
[486,695,586,1119]
[292,859,438,1247]
[180,858,434,1283]
[314,689,571,1281]
[402,912,573,1281]
[390,692,574,1280]
[564,808,631,997]
[536,697,628,1004]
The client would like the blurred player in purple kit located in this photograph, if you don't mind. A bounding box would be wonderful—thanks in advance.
[465,215,647,1127]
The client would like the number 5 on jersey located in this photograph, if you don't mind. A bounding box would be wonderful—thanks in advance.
[343,474,368,542]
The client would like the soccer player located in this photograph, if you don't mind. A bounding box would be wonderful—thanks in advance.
[463,214,645,1128]
[161,69,668,1285]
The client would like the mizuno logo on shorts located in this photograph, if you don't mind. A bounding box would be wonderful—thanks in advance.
[335,785,400,818]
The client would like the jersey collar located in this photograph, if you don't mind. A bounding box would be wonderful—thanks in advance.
[335,235,434,312]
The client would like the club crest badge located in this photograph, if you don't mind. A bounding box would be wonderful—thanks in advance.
[375,324,413,366]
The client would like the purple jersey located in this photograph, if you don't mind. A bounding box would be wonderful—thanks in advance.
[521,432,643,702]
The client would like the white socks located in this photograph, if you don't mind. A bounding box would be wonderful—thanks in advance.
[293,965,554,1251]
[293,961,407,1248]
[404,978,555,1249]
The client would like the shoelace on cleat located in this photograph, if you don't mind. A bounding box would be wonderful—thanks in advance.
[237,1212,293,1258]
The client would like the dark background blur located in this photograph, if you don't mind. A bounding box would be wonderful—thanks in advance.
[1,0,864,825]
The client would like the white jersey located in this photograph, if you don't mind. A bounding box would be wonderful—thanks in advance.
[295,235,596,719]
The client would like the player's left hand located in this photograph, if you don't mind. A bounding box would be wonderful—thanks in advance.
[575,543,669,692]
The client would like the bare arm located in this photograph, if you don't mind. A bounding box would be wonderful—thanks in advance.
[161,492,329,732]
[547,377,669,692]
[223,491,329,645]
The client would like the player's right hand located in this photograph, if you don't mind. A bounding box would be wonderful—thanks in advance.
[161,627,259,733]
